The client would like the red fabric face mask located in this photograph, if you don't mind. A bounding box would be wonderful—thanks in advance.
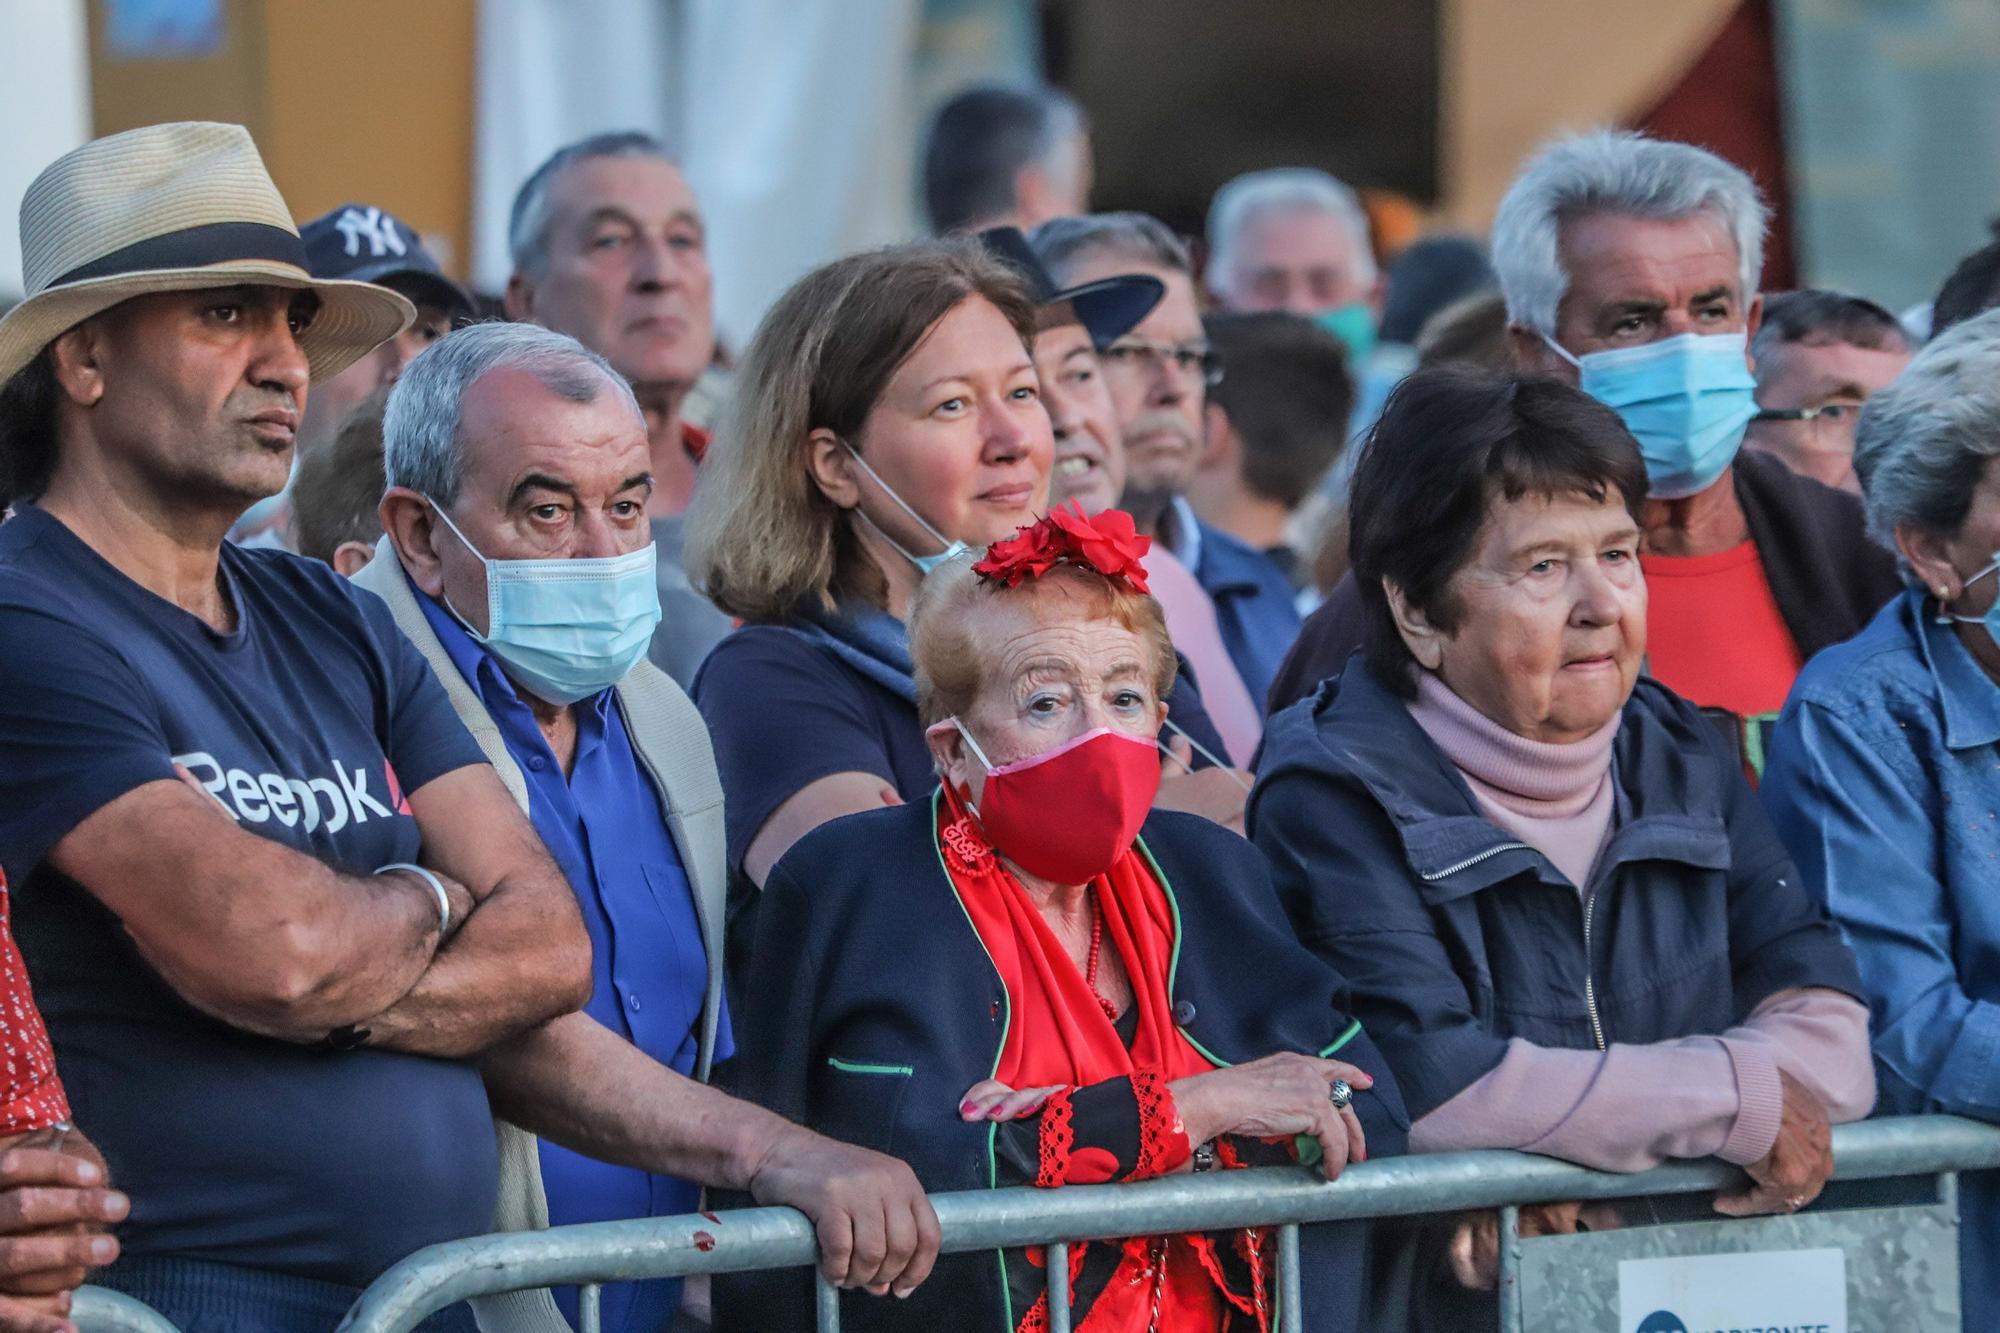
[947,721,1162,884]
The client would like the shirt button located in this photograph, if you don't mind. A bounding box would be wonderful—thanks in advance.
[527,754,548,772]
[1172,1001,1196,1025]
[627,994,642,1012]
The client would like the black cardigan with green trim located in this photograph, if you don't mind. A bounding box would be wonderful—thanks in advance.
[714,798,1408,1333]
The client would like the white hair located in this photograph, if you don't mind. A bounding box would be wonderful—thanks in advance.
[1490,129,1766,337]
[1854,306,2000,567]
[1204,168,1376,297]
[384,321,639,509]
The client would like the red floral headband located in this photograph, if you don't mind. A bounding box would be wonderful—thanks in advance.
[972,503,1153,595]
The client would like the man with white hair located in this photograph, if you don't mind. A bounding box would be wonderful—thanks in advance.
[1266,131,1901,770]
[1205,167,1382,357]
[358,322,940,1331]
[505,131,735,690]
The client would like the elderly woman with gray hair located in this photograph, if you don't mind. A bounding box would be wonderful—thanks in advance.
[1763,305,2000,1327]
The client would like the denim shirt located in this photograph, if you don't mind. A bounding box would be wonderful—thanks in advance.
[1762,588,2000,1324]
[414,582,728,1333]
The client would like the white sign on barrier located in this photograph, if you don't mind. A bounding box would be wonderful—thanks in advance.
[1617,1247,1846,1333]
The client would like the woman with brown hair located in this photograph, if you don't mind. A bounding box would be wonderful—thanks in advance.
[688,240,1226,972]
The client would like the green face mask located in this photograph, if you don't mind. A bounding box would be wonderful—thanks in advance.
[1314,301,1378,365]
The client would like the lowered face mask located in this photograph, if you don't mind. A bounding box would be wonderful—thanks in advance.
[428,500,662,705]
[840,441,968,575]
[1544,330,1757,501]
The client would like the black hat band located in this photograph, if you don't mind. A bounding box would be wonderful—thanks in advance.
[50,221,308,288]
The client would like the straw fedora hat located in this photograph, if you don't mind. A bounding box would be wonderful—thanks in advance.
[0,121,413,386]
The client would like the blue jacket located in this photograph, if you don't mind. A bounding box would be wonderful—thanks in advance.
[716,797,1408,1333]
[1250,658,1863,1122]
[1762,588,2000,1326]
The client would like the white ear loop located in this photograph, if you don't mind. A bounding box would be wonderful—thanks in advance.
[1156,719,1252,792]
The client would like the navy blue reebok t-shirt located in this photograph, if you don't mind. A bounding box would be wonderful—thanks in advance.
[0,505,498,1288]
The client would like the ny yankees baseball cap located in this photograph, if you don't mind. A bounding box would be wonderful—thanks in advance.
[301,203,475,323]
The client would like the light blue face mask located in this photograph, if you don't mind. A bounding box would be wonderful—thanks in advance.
[840,441,969,575]
[428,500,662,706]
[1938,557,2000,641]
[1544,331,1758,501]
[1314,301,1378,365]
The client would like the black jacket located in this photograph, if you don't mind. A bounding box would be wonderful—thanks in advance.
[716,798,1409,1333]
[1249,660,1864,1123]
[1265,448,1905,715]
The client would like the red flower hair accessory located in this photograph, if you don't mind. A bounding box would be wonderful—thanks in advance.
[972,503,1152,594]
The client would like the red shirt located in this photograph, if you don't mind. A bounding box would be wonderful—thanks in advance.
[0,872,68,1135]
[1642,540,1803,721]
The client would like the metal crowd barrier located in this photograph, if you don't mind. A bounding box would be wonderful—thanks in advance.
[70,1116,2000,1333]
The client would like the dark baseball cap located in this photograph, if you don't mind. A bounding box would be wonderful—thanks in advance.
[301,203,475,323]
[977,226,1163,349]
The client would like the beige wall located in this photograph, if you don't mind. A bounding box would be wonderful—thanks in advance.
[1439,0,1738,228]
[89,0,475,277]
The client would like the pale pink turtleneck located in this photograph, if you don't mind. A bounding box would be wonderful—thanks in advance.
[1404,669,1618,891]
[1398,670,1875,1172]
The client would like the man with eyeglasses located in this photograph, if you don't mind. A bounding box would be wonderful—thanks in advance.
[1744,290,1911,494]
[1031,212,1303,707]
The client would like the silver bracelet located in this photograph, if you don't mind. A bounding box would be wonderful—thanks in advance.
[376,862,451,937]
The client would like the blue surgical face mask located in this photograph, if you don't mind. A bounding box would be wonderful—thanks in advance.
[1315,301,1378,365]
[1938,557,2000,642]
[1544,331,1757,501]
[840,440,968,575]
[428,500,662,706]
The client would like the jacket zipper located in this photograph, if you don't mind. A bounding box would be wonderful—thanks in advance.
[1416,841,1529,882]
[1416,840,1606,1050]
[1581,889,1605,1050]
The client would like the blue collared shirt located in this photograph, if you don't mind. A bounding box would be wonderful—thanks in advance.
[415,578,729,1333]
[1762,588,2000,1324]
[1166,496,1302,708]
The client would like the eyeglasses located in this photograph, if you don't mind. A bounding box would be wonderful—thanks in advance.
[1752,404,1860,428]
[1100,338,1224,387]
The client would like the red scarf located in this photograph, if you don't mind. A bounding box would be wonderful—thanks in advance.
[939,791,1272,1332]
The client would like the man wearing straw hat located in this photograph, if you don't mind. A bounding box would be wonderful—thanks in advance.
[0,123,597,1330]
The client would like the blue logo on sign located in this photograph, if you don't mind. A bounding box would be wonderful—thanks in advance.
[1636,1314,1688,1333]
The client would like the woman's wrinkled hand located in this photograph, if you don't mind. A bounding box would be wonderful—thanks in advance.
[1447,1202,1586,1290]
[1169,1053,1374,1181]
[958,1079,1067,1122]
[1715,1069,1834,1218]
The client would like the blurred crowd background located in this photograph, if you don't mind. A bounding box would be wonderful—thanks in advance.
[4,0,1999,345]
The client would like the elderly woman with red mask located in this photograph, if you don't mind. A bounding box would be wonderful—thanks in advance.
[717,508,1407,1333]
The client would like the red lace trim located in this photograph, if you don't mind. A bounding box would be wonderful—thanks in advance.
[1127,1070,1190,1181]
[1035,1087,1076,1188]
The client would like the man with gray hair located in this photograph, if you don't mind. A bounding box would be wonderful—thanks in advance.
[358,322,940,1332]
[1204,167,1382,361]
[921,84,1092,235]
[1036,212,1304,712]
[504,131,732,688]
[1267,131,1900,767]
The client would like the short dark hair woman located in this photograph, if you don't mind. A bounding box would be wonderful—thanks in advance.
[1249,368,1874,1317]
[719,510,1406,1332]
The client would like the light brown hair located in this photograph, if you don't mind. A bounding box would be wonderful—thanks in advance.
[685,239,1037,622]
[291,388,390,563]
[908,555,1177,729]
